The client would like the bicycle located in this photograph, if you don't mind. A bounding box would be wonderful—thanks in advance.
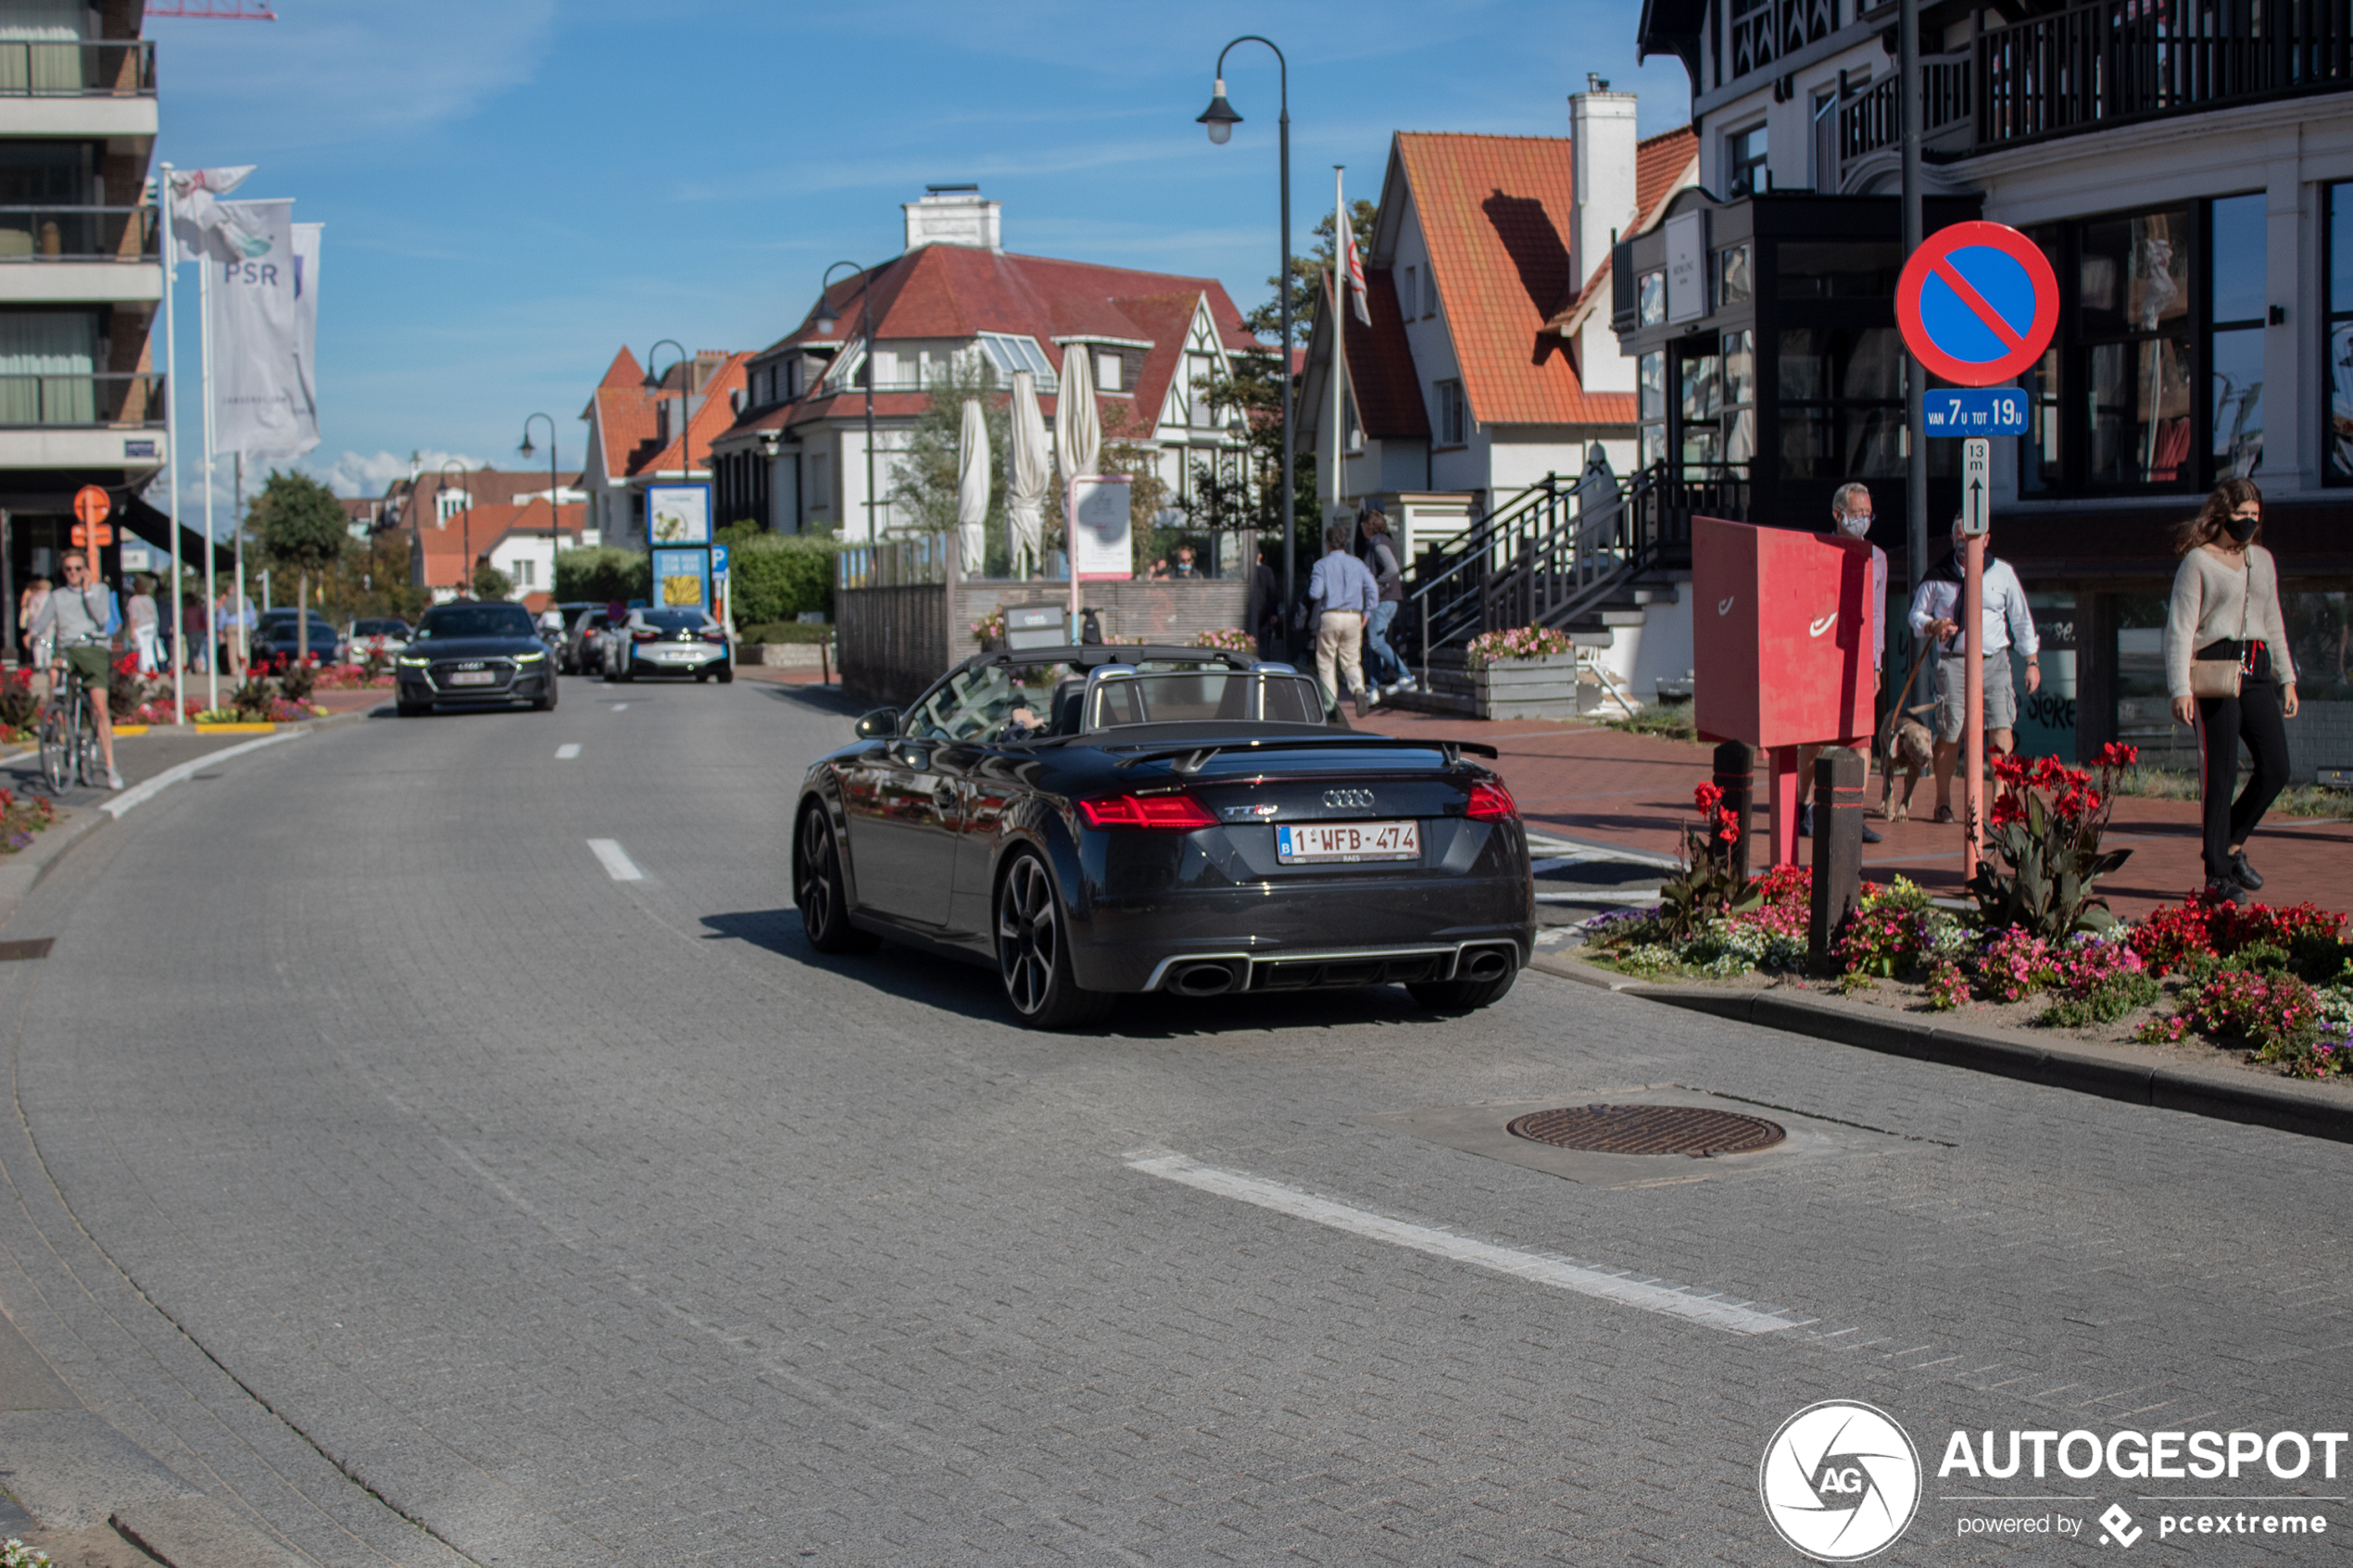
[38,647,106,795]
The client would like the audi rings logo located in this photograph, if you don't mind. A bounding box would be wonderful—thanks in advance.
[1323,788,1375,809]
[1759,1401,1921,1562]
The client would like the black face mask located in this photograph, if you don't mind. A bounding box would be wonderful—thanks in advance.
[2224,514,2259,544]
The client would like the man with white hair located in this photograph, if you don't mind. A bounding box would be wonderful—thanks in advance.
[1908,513,2040,823]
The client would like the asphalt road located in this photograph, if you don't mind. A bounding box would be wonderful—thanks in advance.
[0,678,2347,1566]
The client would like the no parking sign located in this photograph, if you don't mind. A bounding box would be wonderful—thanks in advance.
[1894,221,2059,387]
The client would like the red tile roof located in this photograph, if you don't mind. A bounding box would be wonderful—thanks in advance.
[1342,269,1429,440]
[590,351,749,482]
[1546,126,1699,334]
[740,246,1258,440]
[1396,124,1695,426]
[417,499,585,584]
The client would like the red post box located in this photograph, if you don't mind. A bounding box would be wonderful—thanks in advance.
[1692,516,1878,868]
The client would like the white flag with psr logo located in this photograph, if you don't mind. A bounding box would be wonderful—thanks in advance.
[207,198,314,458]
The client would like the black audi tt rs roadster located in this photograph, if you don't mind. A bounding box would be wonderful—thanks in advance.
[793,644,1534,1028]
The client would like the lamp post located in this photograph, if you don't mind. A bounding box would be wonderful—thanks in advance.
[519,412,560,601]
[813,263,878,542]
[438,459,472,598]
[1199,36,1294,652]
[646,339,692,550]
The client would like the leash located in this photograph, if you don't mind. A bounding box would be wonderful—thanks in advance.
[1877,641,1935,758]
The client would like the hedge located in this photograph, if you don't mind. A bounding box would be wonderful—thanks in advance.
[553,535,838,624]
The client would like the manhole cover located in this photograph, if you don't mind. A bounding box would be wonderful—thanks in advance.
[1506,1104,1786,1158]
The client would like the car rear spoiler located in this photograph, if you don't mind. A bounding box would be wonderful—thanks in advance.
[1113,734,1500,774]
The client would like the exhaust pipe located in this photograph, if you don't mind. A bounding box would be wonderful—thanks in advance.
[1170,962,1238,997]
[1462,947,1512,983]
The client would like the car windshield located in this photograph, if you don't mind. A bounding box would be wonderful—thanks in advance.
[1087,670,1324,728]
[639,609,708,632]
[353,620,406,635]
[415,606,535,640]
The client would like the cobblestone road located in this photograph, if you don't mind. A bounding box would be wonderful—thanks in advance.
[0,686,2347,1565]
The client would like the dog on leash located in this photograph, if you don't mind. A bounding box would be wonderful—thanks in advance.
[1881,705,1937,822]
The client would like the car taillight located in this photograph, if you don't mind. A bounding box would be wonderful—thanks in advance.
[632,629,658,642]
[700,630,726,644]
[1466,782,1517,822]
[1076,792,1219,831]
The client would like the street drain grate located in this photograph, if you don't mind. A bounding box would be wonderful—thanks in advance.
[0,939,54,962]
[1506,1104,1785,1158]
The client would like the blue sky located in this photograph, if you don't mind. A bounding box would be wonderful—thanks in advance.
[151,0,1692,502]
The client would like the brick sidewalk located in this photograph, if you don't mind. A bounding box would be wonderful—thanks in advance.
[1366,708,2353,922]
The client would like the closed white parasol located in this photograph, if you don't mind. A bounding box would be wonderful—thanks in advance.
[955,395,989,579]
[1005,369,1049,578]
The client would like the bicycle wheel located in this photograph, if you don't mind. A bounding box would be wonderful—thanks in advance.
[77,694,104,785]
[37,701,69,795]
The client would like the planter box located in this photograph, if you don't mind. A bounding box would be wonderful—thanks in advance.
[1469,652,1583,720]
[742,642,832,670]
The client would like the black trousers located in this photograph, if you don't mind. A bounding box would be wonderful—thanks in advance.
[2195,675,2289,880]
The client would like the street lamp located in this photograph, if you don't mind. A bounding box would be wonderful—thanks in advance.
[519,412,560,601]
[1199,35,1295,650]
[816,262,879,542]
[645,338,692,546]
[439,459,472,598]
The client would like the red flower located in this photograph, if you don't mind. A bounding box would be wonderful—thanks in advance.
[2029,756,2067,791]
[1693,782,1724,816]
[1992,753,2028,785]
[2095,741,2140,770]
[1989,794,2026,829]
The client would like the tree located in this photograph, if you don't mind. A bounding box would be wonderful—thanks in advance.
[1242,199,1378,345]
[883,353,1014,572]
[318,528,429,624]
[248,469,349,662]
[472,560,513,599]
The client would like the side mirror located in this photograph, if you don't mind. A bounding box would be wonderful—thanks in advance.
[854,707,900,739]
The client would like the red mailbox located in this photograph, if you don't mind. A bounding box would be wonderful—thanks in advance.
[1692,516,1878,867]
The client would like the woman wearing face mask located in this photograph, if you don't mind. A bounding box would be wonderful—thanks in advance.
[2165,477,2297,904]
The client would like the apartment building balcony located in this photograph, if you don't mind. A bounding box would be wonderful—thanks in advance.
[0,206,158,303]
[0,370,166,471]
[1836,0,2349,179]
[0,40,157,138]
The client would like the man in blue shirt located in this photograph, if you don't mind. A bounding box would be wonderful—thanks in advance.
[1309,522,1379,718]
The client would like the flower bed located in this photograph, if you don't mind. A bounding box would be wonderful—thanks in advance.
[1578,750,2353,1082]
[0,787,57,853]
[1466,624,1572,670]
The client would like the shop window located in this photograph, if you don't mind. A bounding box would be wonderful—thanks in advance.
[1776,325,1906,479]
[2208,193,2264,478]
[1638,270,1666,327]
[1638,351,1666,470]
[2327,182,2353,484]
[1680,345,1721,467]
[2078,207,2193,486]
[1717,242,1753,309]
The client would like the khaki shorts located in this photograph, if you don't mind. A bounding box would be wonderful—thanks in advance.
[1933,651,2015,741]
[59,643,111,694]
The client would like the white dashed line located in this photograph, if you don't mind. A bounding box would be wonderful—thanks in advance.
[1126,1151,1797,1336]
[586,838,644,882]
[609,702,629,711]
[555,744,581,759]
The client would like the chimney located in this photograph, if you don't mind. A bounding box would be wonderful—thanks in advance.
[902,183,1002,252]
[1568,78,1639,294]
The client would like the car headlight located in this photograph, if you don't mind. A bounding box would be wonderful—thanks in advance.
[396,655,428,667]
[514,649,545,662]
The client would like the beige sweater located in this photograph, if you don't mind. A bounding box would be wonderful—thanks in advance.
[2164,543,2296,697]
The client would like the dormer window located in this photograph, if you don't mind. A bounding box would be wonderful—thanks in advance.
[1096,350,1122,392]
[976,332,1058,392]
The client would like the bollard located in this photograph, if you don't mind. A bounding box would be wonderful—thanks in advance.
[1808,748,1865,972]
[1712,740,1753,884]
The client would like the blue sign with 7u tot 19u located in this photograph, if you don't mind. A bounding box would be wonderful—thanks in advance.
[1925,388,2028,436]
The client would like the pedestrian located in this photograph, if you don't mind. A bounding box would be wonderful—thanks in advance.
[215,587,253,679]
[2165,477,2297,904]
[1170,544,1201,580]
[1799,483,1887,845]
[126,573,159,677]
[19,575,50,671]
[1308,521,1378,719]
[1357,505,1414,703]
[1249,543,1281,662]
[1908,514,2040,823]
[182,592,208,675]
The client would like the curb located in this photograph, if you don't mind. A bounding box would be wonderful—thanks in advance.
[1624,982,2353,1145]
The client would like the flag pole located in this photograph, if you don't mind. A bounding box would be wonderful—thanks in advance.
[1328,165,1345,527]
[198,229,218,714]
[160,165,184,726]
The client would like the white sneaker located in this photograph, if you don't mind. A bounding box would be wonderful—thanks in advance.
[106,768,124,790]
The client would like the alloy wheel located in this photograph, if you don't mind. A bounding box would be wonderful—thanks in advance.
[998,856,1056,1017]
[798,809,836,937]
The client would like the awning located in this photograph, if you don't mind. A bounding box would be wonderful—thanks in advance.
[121,494,236,574]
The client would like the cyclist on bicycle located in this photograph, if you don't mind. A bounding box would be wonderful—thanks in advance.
[26,550,122,790]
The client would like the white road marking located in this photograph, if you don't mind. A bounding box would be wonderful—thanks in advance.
[586,838,644,882]
[1126,1151,1796,1336]
[103,730,302,819]
[555,744,581,759]
[609,702,629,711]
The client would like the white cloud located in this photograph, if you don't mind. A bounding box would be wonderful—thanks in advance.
[318,449,486,497]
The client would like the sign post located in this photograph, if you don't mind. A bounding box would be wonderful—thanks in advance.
[1894,221,2058,880]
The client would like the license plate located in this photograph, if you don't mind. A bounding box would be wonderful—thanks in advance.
[1277,820,1421,863]
[447,671,495,686]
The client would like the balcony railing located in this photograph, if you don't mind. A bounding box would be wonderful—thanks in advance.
[0,371,165,427]
[1837,54,1973,168]
[0,206,157,262]
[1976,0,2351,150]
[0,40,156,97]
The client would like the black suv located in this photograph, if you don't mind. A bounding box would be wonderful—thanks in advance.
[394,600,558,714]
